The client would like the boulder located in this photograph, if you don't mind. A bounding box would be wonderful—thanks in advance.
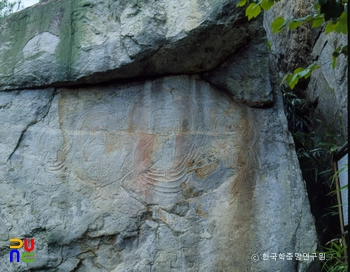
[0,0,318,271]
[1,76,316,271]
[1,0,260,92]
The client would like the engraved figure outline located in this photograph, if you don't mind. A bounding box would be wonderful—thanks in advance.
[75,110,131,188]
[33,127,70,193]
[127,89,201,204]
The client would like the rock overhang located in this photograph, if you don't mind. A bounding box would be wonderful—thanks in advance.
[0,0,273,107]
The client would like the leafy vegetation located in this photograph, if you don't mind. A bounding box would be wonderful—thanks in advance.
[238,0,348,89]
[282,88,348,271]
[238,0,348,35]
[321,156,348,272]
[322,237,348,272]
[281,63,320,90]
[261,2,349,268]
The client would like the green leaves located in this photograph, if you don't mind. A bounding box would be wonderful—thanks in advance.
[239,0,276,20]
[312,14,324,28]
[288,16,313,30]
[282,63,320,89]
[340,45,348,56]
[271,14,322,32]
[236,0,348,91]
[288,20,303,30]
[325,12,348,34]
[238,0,347,35]
[245,3,261,20]
[332,45,348,68]
[321,238,348,272]
[337,12,348,34]
[236,0,247,8]
[271,17,285,33]
[266,39,272,51]
[260,0,274,11]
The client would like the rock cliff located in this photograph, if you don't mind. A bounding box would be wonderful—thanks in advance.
[0,0,318,271]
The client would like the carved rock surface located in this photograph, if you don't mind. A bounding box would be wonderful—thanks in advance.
[1,76,316,271]
[0,0,318,271]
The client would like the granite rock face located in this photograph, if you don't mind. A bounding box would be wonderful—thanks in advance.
[202,31,273,107]
[264,0,348,140]
[0,0,317,271]
[305,31,348,140]
[0,0,261,92]
[1,77,316,271]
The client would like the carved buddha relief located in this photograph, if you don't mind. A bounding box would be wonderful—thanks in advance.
[67,79,249,208]
[74,110,131,188]
[125,90,200,205]
[33,127,70,193]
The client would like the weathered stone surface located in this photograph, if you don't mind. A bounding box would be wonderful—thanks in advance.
[0,0,260,91]
[0,0,320,271]
[0,76,316,271]
[305,31,348,140]
[201,31,273,107]
[263,0,319,73]
[264,4,347,271]
[264,0,348,140]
